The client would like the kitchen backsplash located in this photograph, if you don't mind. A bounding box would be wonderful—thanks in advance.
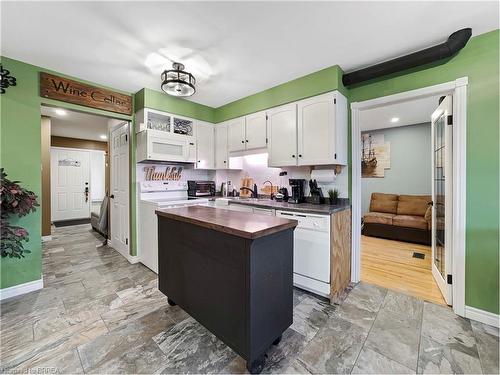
[213,153,348,198]
[136,155,348,198]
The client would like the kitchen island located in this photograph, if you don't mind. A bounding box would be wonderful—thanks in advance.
[155,206,298,373]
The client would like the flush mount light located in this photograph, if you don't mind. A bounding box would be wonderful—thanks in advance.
[100,134,107,140]
[55,109,67,116]
[161,62,196,97]
[390,117,400,123]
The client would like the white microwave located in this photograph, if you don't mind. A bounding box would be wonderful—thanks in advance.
[137,129,196,163]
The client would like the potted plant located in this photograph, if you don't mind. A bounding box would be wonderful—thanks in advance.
[328,188,339,205]
[0,168,39,258]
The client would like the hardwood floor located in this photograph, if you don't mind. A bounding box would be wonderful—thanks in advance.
[361,235,446,305]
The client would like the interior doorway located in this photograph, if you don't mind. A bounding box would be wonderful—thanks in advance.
[40,106,129,247]
[358,95,443,305]
[351,78,469,317]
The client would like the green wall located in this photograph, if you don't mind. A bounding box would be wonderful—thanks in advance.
[347,29,499,314]
[0,56,134,289]
[214,65,345,123]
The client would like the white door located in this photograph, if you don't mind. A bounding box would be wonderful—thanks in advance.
[196,122,215,169]
[297,92,336,166]
[431,95,453,305]
[245,111,267,150]
[110,122,129,254]
[267,103,298,167]
[215,124,228,169]
[51,148,91,221]
[227,117,246,152]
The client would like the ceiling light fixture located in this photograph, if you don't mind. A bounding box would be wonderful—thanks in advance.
[390,117,400,123]
[55,109,67,116]
[100,134,107,140]
[161,62,196,97]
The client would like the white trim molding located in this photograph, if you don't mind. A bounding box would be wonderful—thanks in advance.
[42,235,52,242]
[465,306,500,328]
[351,77,468,317]
[107,239,140,264]
[0,278,43,301]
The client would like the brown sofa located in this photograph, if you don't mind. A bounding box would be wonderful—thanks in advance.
[362,193,432,245]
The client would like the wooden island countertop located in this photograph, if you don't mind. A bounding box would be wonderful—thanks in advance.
[156,205,298,239]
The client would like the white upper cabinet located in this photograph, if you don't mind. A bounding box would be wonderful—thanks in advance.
[195,121,215,169]
[215,124,229,169]
[267,103,298,167]
[227,117,246,152]
[297,91,348,166]
[245,111,267,150]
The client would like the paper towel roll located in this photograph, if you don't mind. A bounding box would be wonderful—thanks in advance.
[311,169,336,183]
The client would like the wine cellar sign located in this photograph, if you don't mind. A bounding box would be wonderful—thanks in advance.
[40,72,132,115]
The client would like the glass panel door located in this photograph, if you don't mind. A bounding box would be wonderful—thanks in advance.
[431,95,453,305]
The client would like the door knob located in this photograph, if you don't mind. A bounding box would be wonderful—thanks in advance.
[110,194,115,199]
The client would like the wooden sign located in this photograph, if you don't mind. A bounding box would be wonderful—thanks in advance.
[40,72,132,115]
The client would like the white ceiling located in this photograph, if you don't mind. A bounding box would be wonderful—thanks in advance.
[359,95,442,131]
[2,2,498,107]
[42,106,109,142]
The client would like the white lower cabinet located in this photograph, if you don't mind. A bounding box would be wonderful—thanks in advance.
[252,207,275,216]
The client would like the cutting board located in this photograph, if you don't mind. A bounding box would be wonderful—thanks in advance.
[260,185,279,196]
[240,177,254,198]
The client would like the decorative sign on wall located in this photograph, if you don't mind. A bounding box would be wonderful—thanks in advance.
[361,133,390,178]
[58,158,81,167]
[143,166,183,181]
[40,72,132,115]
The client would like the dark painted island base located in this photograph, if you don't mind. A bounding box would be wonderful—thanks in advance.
[157,209,296,373]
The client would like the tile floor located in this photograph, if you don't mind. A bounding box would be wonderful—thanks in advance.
[0,224,498,374]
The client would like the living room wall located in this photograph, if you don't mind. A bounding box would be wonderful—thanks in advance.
[361,123,431,214]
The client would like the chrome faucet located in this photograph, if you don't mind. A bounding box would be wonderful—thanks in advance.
[263,180,274,200]
[240,184,258,198]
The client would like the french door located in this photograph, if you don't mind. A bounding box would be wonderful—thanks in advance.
[431,95,453,305]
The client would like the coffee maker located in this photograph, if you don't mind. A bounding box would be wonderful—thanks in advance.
[288,179,306,203]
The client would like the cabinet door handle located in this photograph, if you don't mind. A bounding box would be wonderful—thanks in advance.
[246,140,248,143]
[292,155,296,158]
[189,142,194,145]
[299,154,302,157]
[241,140,244,143]
[223,160,226,164]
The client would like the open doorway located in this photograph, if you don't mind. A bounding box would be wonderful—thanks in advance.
[351,78,469,316]
[358,95,444,305]
[40,106,130,255]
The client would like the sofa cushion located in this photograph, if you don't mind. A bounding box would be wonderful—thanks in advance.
[397,195,431,216]
[369,192,399,214]
[364,212,395,225]
[393,215,428,230]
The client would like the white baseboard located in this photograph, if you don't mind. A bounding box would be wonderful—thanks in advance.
[107,239,140,264]
[0,278,43,301]
[465,305,500,328]
[42,235,52,242]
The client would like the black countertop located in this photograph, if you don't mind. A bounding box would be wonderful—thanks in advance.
[219,197,351,215]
